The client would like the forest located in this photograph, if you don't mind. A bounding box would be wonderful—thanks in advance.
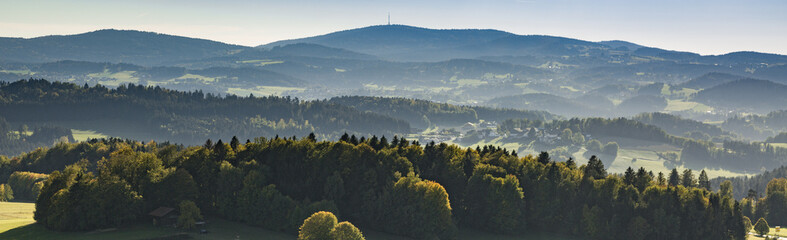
[0,116,74,156]
[0,79,409,145]
[327,96,554,129]
[0,135,748,239]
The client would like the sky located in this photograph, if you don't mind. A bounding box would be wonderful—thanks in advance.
[1,0,785,55]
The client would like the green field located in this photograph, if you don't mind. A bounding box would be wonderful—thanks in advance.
[89,70,140,86]
[71,129,110,142]
[664,99,713,112]
[236,59,284,66]
[0,202,35,233]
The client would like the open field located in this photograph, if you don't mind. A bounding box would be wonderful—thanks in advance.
[0,202,35,233]
[71,129,110,142]
[89,70,140,86]
[664,99,713,112]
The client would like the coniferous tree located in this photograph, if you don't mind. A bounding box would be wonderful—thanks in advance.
[230,136,240,150]
[698,170,710,190]
[537,151,551,164]
[682,169,696,188]
[623,167,636,185]
[566,157,576,169]
[668,168,681,186]
[583,155,606,179]
[656,172,666,186]
[634,167,652,191]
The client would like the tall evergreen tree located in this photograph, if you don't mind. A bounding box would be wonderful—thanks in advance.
[682,169,696,188]
[623,167,636,185]
[537,151,551,164]
[668,168,681,186]
[698,170,710,190]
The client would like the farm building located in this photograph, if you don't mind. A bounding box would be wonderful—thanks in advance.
[149,207,178,227]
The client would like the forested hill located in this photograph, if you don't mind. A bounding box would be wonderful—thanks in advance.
[677,72,744,89]
[694,78,787,113]
[0,79,409,145]
[632,112,732,139]
[5,136,746,239]
[0,29,247,65]
[328,96,555,129]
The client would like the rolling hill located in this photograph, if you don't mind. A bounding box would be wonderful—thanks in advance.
[694,78,787,113]
[0,29,248,66]
[677,72,745,89]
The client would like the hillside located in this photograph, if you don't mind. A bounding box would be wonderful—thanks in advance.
[487,93,610,117]
[677,72,745,89]
[328,96,554,129]
[694,78,787,113]
[632,112,731,139]
[265,43,378,60]
[262,25,514,61]
[0,79,409,145]
[0,29,247,66]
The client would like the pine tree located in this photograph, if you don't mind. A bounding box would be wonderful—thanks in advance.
[566,157,576,169]
[624,167,636,185]
[583,155,607,180]
[668,168,681,186]
[698,170,710,190]
[681,169,696,188]
[657,172,666,186]
[230,136,240,150]
[537,151,551,164]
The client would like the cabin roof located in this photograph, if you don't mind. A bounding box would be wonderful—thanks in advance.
[148,207,175,217]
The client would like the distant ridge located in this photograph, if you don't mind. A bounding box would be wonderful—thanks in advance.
[694,78,787,113]
[0,29,248,66]
[678,72,746,89]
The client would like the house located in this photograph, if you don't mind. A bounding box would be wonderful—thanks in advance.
[149,207,178,227]
[460,122,477,133]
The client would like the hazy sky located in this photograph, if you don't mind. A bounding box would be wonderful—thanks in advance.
[1,0,785,55]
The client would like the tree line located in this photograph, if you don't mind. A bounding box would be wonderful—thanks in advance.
[0,79,410,145]
[19,134,746,239]
[327,96,554,130]
[0,115,74,156]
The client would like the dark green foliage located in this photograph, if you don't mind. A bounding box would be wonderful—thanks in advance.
[0,116,74,157]
[464,172,524,233]
[23,136,745,239]
[35,164,143,231]
[378,174,456,239]
[0,79,410,145]
[298,211,365,240]
[537,151,550,164]
[7,171,47,201]
[698,170,710,190]
[755,217,770,236]
[668,168,681,186]
[583,155,607,180]
[633,112,730,139]
[177,200,202,229]
[682,169,696,188]
[0,183,12,201]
